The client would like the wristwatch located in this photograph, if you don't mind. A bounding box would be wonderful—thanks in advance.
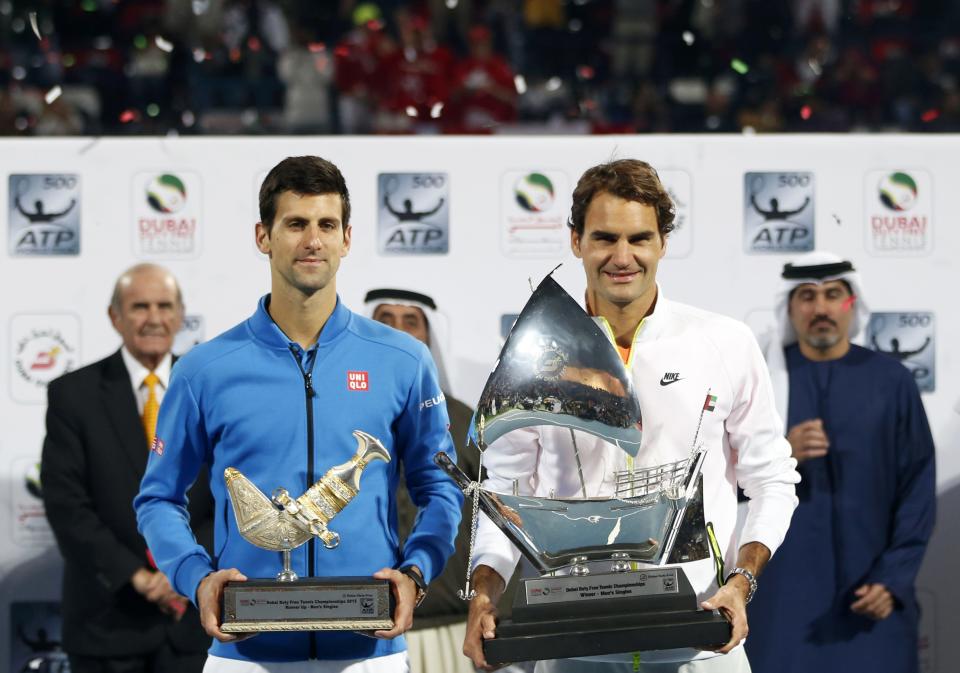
[725,567,758,604]
[399,565,428,607]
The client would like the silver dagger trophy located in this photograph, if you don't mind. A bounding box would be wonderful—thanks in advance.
[224,429,390,582]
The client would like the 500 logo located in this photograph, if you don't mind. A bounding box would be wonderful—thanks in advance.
[866,312,935,392]
[743,172,815,253]
[8,174,81,255]
[378,173,450,254]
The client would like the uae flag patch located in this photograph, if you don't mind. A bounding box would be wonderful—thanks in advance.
[703,394,718,412]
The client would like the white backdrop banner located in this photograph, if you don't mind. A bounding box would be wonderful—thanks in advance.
[0,136,956,672]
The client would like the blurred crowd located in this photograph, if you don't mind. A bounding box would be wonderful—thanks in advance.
[2,0,960,136]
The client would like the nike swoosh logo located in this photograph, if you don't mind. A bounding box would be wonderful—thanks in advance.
[660,376,683,386]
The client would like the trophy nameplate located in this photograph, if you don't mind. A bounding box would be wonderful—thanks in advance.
[438,275,732,663]
[221,578,394,632]
[221,430,395,633]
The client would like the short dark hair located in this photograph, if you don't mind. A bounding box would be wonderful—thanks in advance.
[259,156,351,232]
[568,159,676,238]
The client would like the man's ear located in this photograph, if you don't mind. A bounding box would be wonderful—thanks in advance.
[255,221,271,255]
[570,228,582,258]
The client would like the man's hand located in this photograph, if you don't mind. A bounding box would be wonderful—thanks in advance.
[130,567,181,606]
[701,576,749,654]
[851,583,894,620]
[463,565,506,672]
[371,567,418,639]
[197,568,255,643]
[787,418,830,463]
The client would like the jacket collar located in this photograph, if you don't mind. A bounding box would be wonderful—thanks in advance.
[247,293,351,350]
[586,282,670,347]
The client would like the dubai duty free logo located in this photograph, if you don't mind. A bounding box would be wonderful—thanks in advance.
[501,170,569,257]
[133,172,201,258]
[865,170,932,256]
[8,174,81,255]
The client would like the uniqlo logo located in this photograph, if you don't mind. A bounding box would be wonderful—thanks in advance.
[347,371,369,391]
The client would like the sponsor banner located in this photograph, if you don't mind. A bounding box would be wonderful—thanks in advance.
[500,170,570,257]
[378,173,449,254]
[132,172,202,258]
[743,172,815,253]
[10,314,80,404]
[866,312,935,392]
[173,314,205,356]
[7,173,81,255]
[10,602,68,673]
[864,170,933,256]
[11,456,53,545]
[660,169,692,258]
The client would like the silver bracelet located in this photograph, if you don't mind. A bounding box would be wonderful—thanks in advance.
[725,567,758,604]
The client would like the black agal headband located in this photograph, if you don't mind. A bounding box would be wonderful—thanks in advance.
[781,260,855,280]
[363,288,437,310]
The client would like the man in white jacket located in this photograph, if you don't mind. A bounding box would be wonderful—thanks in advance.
[462,159,800,672]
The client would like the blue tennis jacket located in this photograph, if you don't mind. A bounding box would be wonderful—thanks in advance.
[135,295,463,662]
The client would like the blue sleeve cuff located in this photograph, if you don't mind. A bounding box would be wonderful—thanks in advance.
[176,553,216,606]
[400,549,437,585]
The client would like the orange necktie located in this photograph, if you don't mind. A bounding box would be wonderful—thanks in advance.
[142,372,160,446]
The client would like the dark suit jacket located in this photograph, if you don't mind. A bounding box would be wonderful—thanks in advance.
[40,349,213,657]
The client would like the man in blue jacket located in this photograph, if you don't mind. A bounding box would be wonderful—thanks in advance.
[135,155,463,672]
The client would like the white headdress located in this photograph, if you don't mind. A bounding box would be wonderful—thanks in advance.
[363,288,452,393]
[760,251,869,428]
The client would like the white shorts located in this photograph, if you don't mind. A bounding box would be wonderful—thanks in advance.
[203,652,409,673]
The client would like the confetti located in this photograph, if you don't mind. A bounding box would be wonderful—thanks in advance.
[546,77,562,92]
[119,109,140,124]
[44,85,62,104]
[800,105,812,120]
[577,65,595,80]
[155,36,173,53]
[430,102,444,119]
[147,103,160,117]
[921,109,940,123]
[731,59,749,75]
[514,74,527,94]
[832,214,842,225]
[405,106,418,118]
[682,31,695,46]
[28,11,40,39]
[308,42,326,53]
[192,48,206,63]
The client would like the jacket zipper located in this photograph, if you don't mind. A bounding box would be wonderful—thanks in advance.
[290,345,318,659]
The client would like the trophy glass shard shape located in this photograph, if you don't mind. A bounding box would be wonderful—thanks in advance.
[435,274,730,663]
[220,430,397,632]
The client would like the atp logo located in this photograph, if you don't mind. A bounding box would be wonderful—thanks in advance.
[743,172,815,253]
[8,174,81,255]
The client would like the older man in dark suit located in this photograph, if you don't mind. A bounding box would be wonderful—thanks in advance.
[41,263,213,673]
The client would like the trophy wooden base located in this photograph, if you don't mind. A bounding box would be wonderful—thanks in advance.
[483,568,731,665]
[221,578,394,633]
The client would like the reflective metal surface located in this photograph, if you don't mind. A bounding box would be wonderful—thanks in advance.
[472,275,643,456]
[436,451,708,574]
